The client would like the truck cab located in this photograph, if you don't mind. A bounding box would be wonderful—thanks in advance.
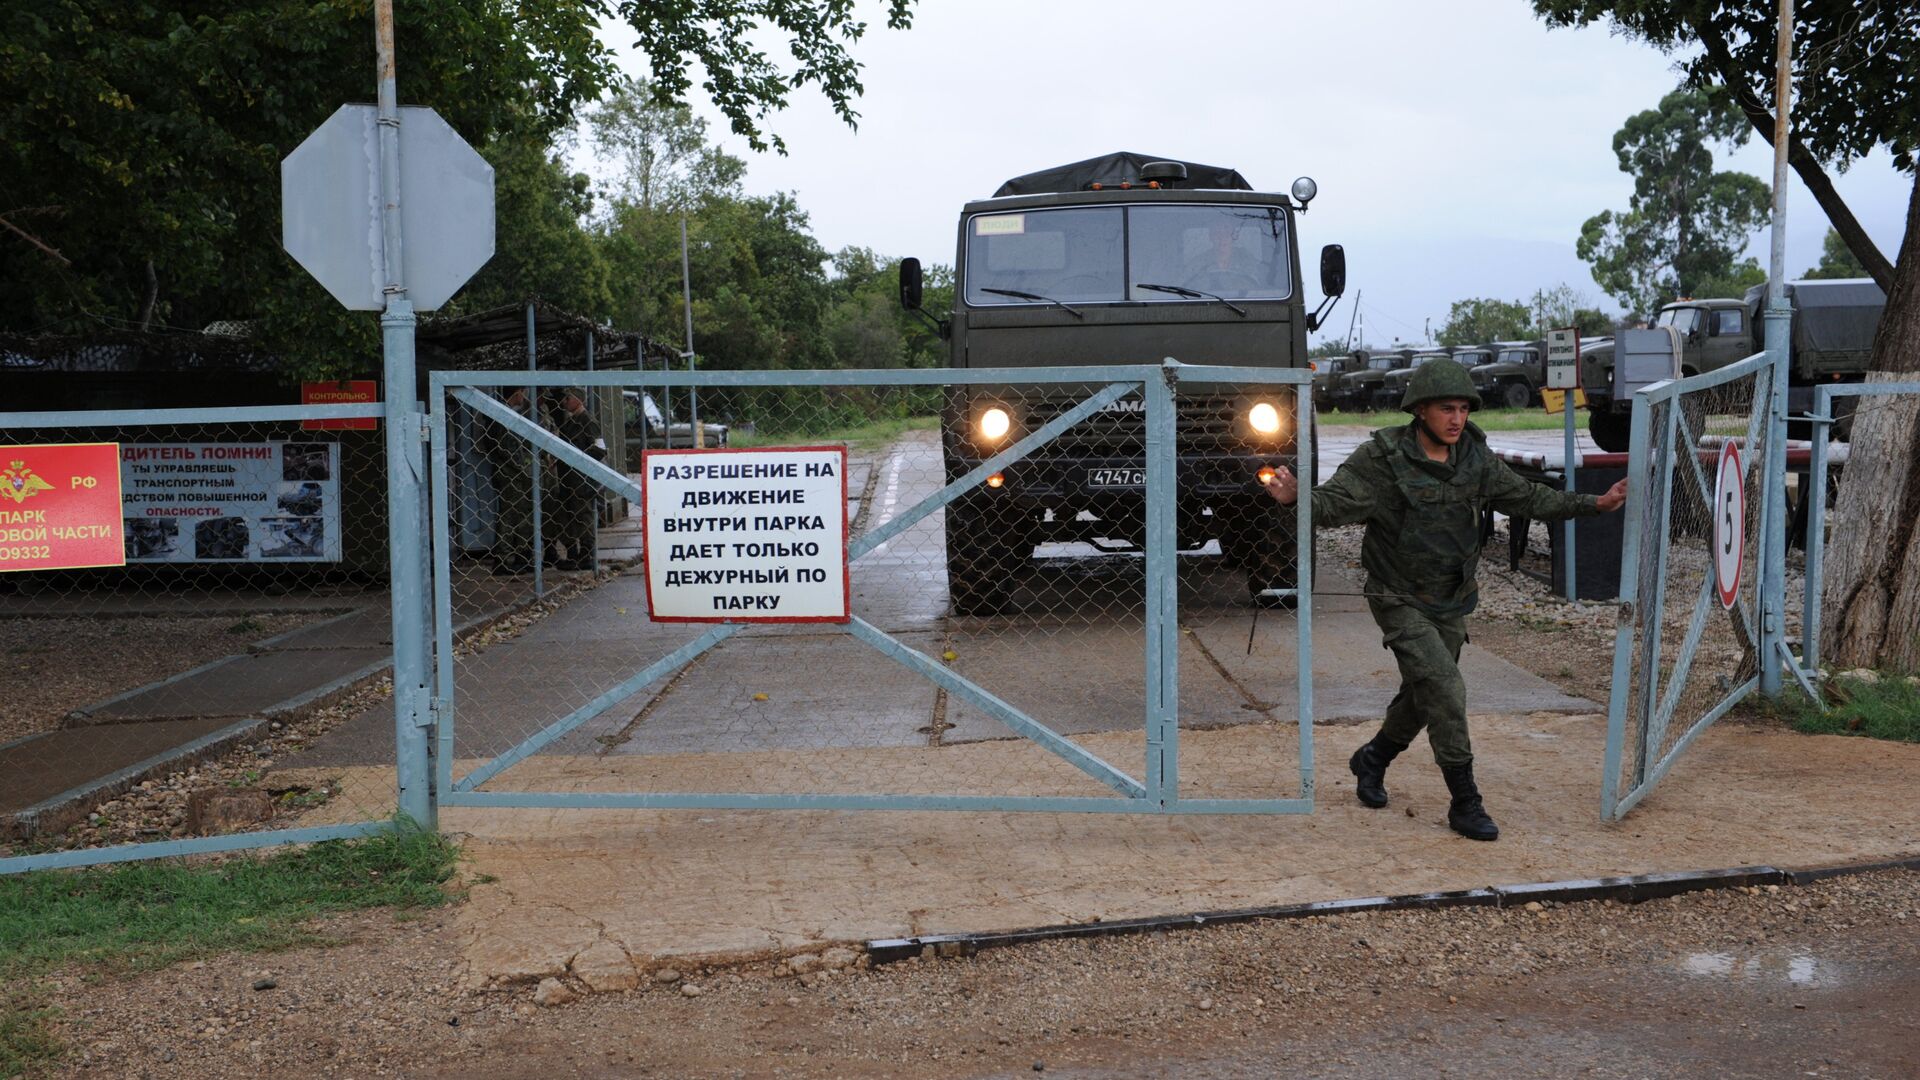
[1336,349,1411,413]
[1469,339,1546,409]
[1377,349,1460,411]
[899,152,1345,612]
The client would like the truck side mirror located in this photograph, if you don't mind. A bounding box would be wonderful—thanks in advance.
[1319,244,1346,298]
[899,257,924,311]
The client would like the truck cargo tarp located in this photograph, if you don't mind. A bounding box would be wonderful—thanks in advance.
[1745,279,1885,357]
[994,152,1253,197]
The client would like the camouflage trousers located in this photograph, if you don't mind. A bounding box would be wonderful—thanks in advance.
[1366,596,1472,767]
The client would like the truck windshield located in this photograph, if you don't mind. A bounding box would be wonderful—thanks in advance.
[1498,350,1537,365]
[965,204,1291,306]
[1656,307,1703,332]
[1368,358,1395,370]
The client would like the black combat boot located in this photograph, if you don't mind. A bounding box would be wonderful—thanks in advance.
[1440,761,1499,841]
[1348,734,1409,809]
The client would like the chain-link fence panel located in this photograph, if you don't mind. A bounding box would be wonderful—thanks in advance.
[430,365,1312,814]
[1604,355,1778,818]
[1,405,402,871]
[1171,374,1312,803]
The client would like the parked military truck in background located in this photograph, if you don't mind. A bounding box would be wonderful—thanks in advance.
[899,151,1346,612]
[1333,348,1412,412]
[1579,278,1884,451]
[1468,339,1547,409]
[1376,348,1464,411]
[1311,351,1363,413]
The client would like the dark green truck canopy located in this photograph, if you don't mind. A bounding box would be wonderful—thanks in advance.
[993,152,1253,196]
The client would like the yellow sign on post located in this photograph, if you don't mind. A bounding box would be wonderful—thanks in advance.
[1541,387,1587,415]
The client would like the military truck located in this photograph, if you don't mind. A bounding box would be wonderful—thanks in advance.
[1375,348,1464,411]
[1579,279,1884,451]
[1468,339,1547,409]
[898,151,1346,612]
[1334,348,1412,412]
[1311,351,1363,413]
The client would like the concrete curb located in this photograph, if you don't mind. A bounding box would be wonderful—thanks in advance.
[5,717,265,841]
[866,858,1918,965]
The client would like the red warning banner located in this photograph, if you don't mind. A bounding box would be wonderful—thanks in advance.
[300,380,380,430]
[0,443,126,572]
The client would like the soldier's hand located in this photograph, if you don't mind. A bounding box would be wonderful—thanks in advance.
[1261,466,1299,506]
[1596,477,1628,513]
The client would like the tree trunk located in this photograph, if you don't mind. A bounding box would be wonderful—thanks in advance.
[1821,170,1920,672]
[1687,11,1896,292]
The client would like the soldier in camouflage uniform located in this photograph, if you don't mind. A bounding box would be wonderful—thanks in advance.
[486,388,537,575]
[543,387,608,571]
[1263,361,1626,840]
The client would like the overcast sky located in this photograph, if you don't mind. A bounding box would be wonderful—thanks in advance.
[589,0,1909,348]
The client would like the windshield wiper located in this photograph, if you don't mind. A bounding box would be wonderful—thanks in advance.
[980,287,1084,319]
[1135,282,1247,317]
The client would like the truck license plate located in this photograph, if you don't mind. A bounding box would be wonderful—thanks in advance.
[1085,467,1146,489]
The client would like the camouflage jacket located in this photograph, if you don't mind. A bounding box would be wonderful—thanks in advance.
[1312,422,1599,617]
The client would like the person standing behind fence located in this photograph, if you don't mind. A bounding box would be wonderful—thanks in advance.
[486,388,537,575]
[1261,361,1626,841]
[543,387,607,572]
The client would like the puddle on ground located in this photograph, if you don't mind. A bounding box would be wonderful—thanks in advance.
[1678,949,1833,987]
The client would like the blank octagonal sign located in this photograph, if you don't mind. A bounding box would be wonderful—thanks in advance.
[282,104,494,311]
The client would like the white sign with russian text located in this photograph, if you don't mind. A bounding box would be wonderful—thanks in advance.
[642,447,849,622]
[1546,327,1580,390]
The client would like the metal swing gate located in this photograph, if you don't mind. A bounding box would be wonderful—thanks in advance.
[1602,351,1783,819]
[426,363,1315,815]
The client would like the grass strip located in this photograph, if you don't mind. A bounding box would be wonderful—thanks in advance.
[0,826,457,1077]
[0,824,457,980]
[1784,673,1920,742]
[1319,408,1578,432]
[729,413,939,452]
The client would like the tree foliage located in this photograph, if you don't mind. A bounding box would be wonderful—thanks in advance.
[0,0,916,378]
[1803,227,1869,279]
[1531,0,1917,287]
[1577,88,1771,316]
[1437,298,1533,346]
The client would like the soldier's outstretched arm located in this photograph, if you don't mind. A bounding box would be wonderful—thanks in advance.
[1261,443,1383,528]
[1486,457,1626,520]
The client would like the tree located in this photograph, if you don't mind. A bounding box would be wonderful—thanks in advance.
[1533,1,1908,290]
[1803,228,1869,280]
[1534,0,1920,671]
[1577,89,1771,315]
[1437,298,1532,346]
[0,0,915,376]
[587,79,746,212]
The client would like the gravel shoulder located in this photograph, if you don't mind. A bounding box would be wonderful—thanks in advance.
[32,868,1920,1078]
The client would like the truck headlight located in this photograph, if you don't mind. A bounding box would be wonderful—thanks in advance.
[1248,401,1283,435]
[977,406,1011,441]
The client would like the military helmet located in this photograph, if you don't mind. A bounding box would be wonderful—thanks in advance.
[1401,359,1483,412]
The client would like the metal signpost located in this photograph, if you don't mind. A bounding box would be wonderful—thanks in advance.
[1546,328,1579,600]
[280,0,495,829]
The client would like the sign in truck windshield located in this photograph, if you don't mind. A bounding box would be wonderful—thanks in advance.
[642,448,849,623]
[965,204,1291,305]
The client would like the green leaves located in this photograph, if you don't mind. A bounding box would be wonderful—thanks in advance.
[2,0,918,381]
[1437,298,1532,346]
[1577,88,1770,316]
